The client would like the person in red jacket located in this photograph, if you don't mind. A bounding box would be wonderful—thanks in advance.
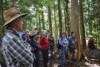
[40,30,49,67]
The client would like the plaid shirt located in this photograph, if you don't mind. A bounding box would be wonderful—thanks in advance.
[2,29,34,67]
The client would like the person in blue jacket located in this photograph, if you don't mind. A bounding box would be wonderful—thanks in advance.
[59,32,69,67]
[68,32,77,61]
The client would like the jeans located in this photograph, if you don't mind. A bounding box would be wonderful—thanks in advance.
[41,49,48,67]
[60,47,67,67]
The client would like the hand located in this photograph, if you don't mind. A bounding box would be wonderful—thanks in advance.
[75,39,77,42]
[63,45,66,47]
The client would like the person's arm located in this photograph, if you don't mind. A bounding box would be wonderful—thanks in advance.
[71,38,76,45]
[59,38,64,47]
[59,38,62,45]
[72,40,75,45]
[94,38,96,44]
[29,39,40,49]
[8,37,34,65]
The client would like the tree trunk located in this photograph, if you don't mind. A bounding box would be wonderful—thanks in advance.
[97,0,100,25]
[79,0,86,60]
[38,15,42,33]
[0,0,4,25]
[87,0,92,35]
[42,11,45,30]
[70,0,81,60]
[97,0,100,47]
[58,0,62,36]
[0,0,5,65]
[64,1,67,32]
[64,0,70,37]
[0,0,4,38]
[48,5,52,33]
[54,1,58,40]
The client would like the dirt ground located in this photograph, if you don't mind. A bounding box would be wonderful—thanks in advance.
[40,53,100,67]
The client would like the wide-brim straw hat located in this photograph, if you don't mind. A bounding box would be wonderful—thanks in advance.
[3,7,27,27]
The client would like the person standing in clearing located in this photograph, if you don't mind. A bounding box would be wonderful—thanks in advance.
[48,32,55,60]
[88,35,96,50]
[39,30,49,67]
[68,32,78,61]
[59,32,69,67]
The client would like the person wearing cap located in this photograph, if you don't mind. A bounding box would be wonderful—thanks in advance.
[28,31,41,67]
[2,7,34,67]
[39,30,49,67]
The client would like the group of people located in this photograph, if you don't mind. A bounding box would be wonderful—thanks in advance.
[2,7,96,67]
[18,29,54,67]
[57,32,97,67]
[2,7,54,67]
[57,32,77,67]
[2,7,77,67]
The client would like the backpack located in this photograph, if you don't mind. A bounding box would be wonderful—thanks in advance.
[57,39,62,50]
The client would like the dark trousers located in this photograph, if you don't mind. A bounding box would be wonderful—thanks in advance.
[41,49,48,67]
[49,47,54,60]
[33,50,40,67]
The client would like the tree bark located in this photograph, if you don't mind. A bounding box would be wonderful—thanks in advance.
[42,11,45,30]
[64,1,67,32]
[0,0,5,64]
[58,0,62,36]
[87,0,92,35]
[48,5,52,33]
[38,14,42,33]
[70,0,81,60]
[54,1,58,40]
[97,0,100,47]
[64,0,70,37]
[79,0,86,60]
[0,0,4,38]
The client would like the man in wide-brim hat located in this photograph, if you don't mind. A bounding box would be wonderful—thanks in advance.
[2,7,34,67]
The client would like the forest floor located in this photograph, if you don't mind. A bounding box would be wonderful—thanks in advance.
[47,57,100,67]
[40,52,100,67]
[0,52,100,67]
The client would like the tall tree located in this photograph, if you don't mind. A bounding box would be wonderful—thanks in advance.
[70,0,81,60]
[87,0,92,35]
[64,0,70,36]
[97,0,100,46]
[79,0,86,60]
[0,0,4,38]
[64,1,67,32]
[48,5,52,33]
[38,14,42,33]
[42,11,45,30]
[0,0,5,64]
[54,0,58,40]
[58,0,62,35]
